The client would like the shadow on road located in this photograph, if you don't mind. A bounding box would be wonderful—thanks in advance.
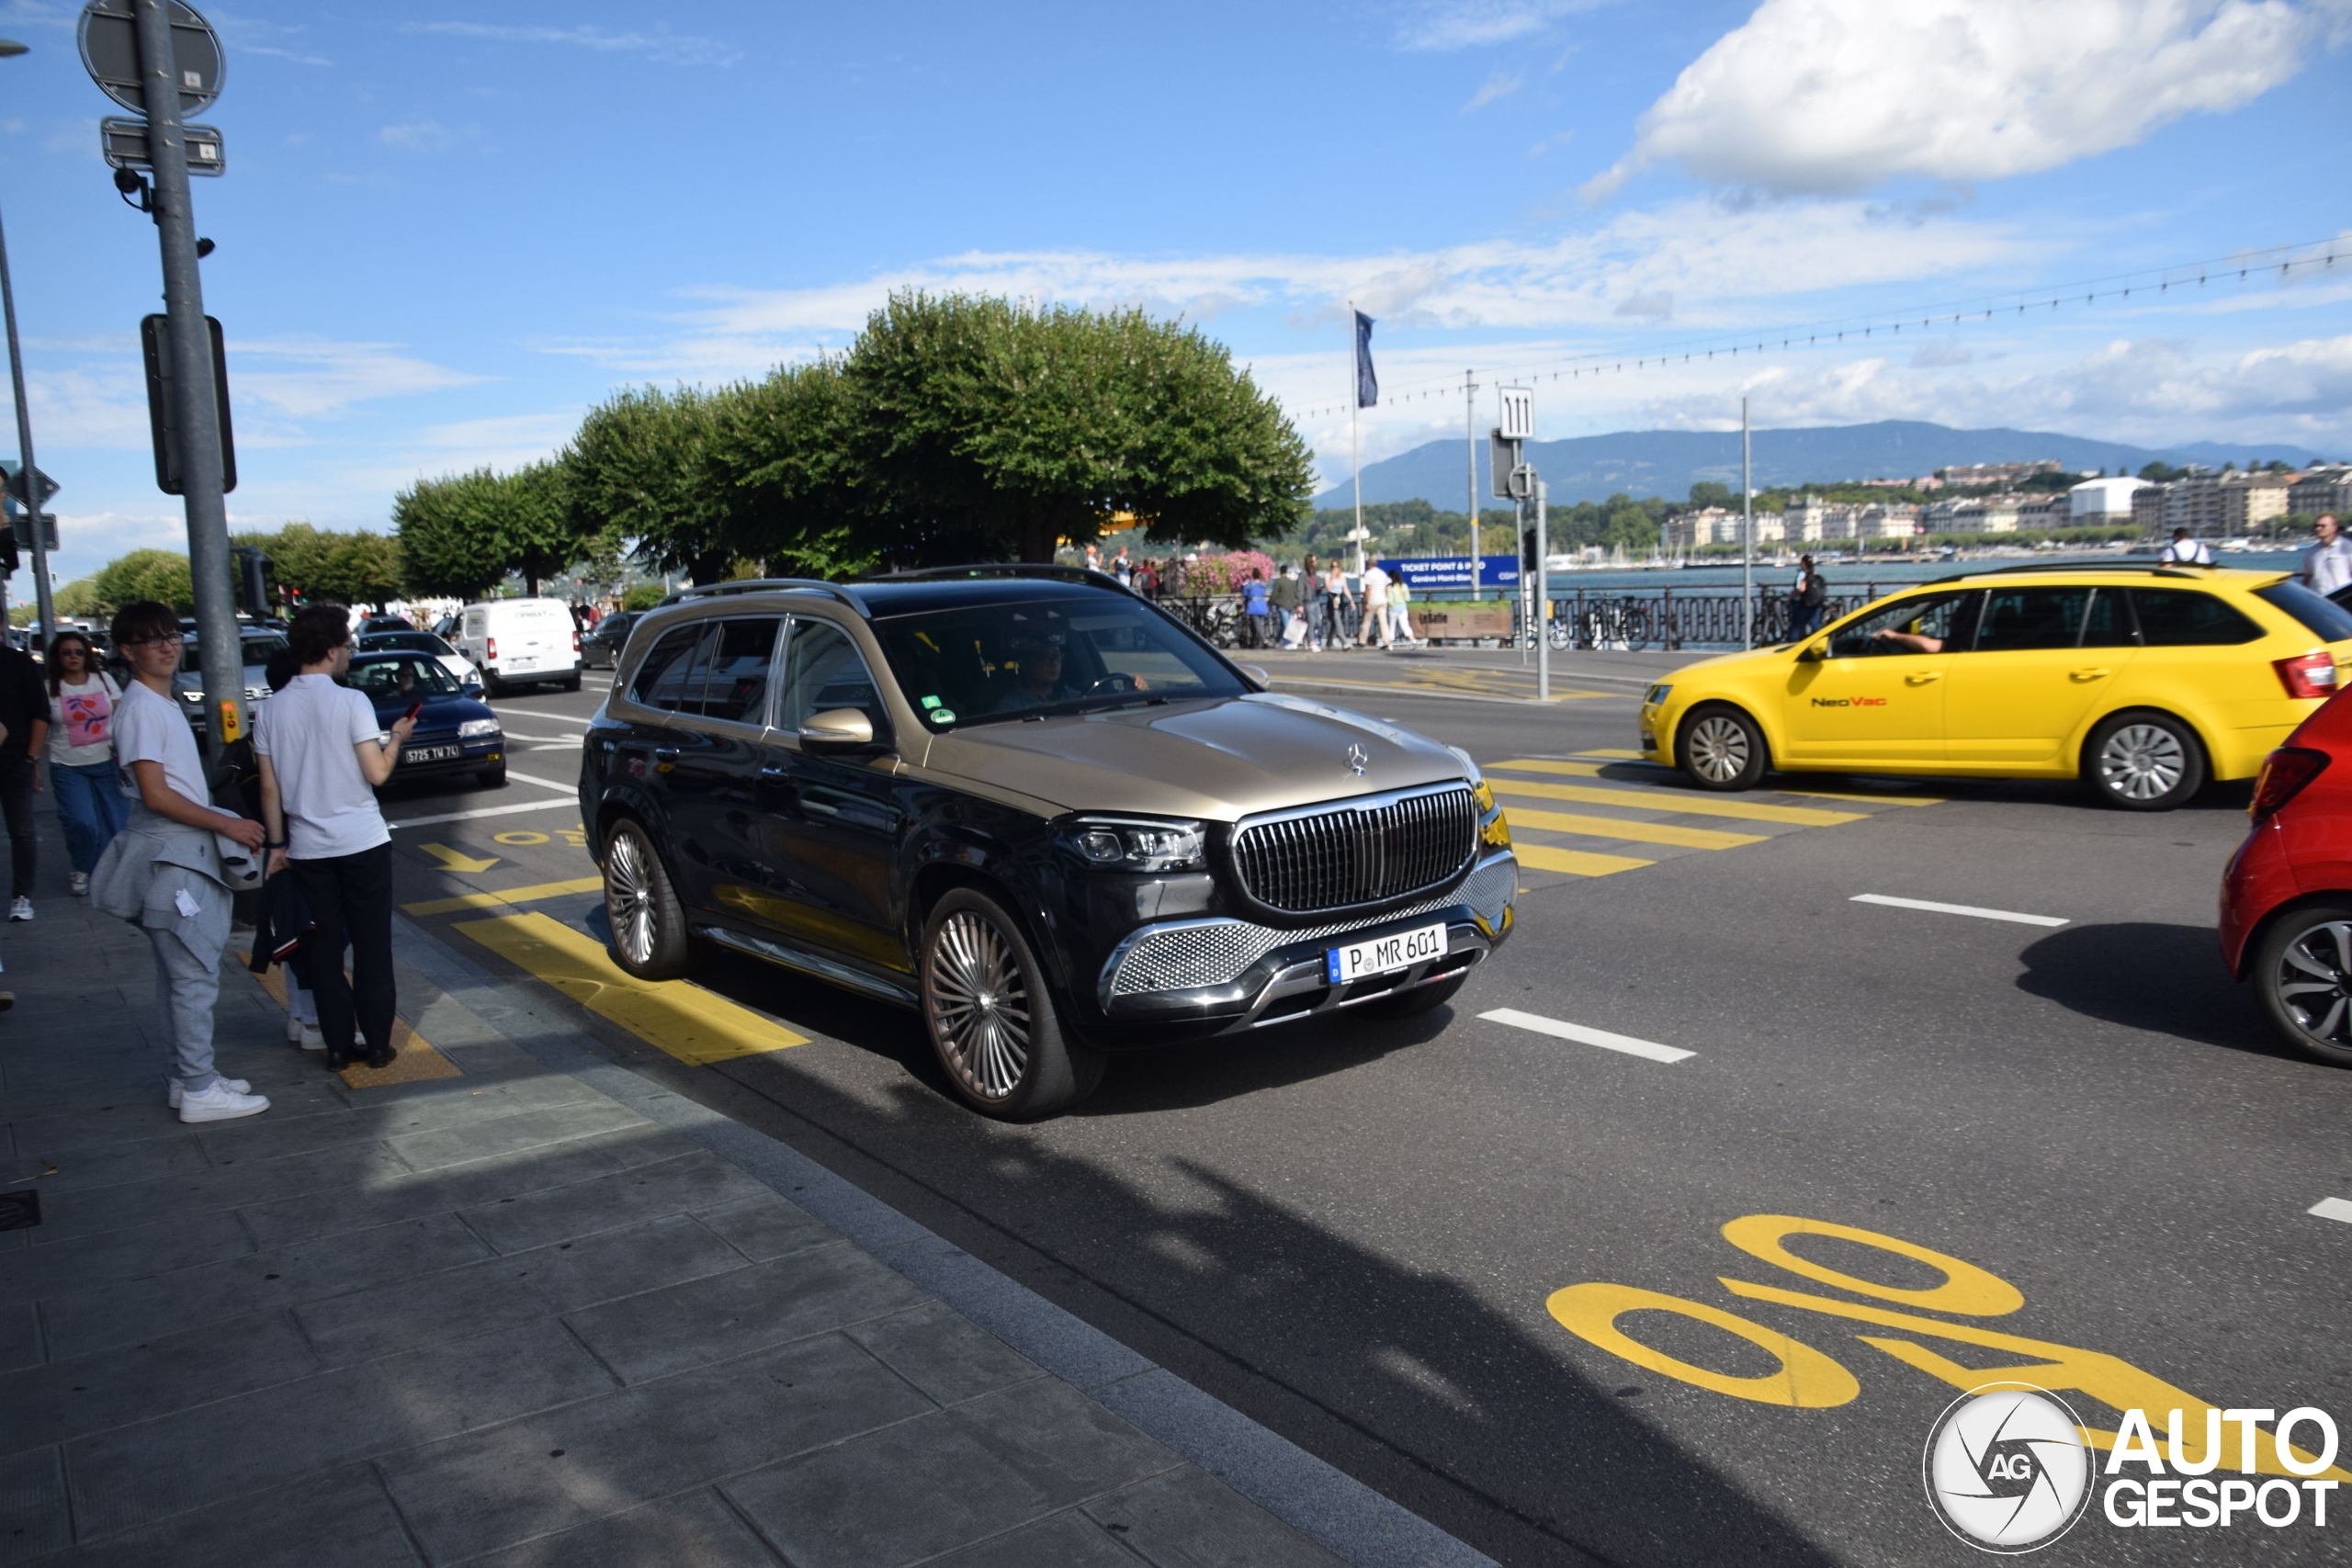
[2012,920,2298,1060]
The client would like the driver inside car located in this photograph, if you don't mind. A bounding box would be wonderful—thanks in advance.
[993,631,1149,713]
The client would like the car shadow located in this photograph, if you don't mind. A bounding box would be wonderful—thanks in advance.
[2012,920,2302,1061]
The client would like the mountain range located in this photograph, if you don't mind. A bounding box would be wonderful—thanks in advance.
[1310,420,2334,512]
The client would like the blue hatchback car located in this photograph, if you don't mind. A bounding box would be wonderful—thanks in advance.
[344,650,507,787]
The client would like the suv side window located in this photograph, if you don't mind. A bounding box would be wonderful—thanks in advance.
[628,623,711,713]
[777,619,888,738]
[2128,589,2260,646]
[701,617,783,727]
[1974,587,2092,651]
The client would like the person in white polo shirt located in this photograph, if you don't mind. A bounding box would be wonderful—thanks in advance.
[255,605,415,1071]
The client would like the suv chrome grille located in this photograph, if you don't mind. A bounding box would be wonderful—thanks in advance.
[1230,784,1479,914]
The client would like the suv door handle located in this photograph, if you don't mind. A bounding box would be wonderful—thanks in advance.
[651,746,680,769]
[2070,668,2111,682]
[1905,672,1941,685]
[758,762,790,781]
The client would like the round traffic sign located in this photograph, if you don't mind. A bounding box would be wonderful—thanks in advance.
[77,0,223,118]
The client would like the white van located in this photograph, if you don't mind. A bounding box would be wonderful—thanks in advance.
[454,597,581,694]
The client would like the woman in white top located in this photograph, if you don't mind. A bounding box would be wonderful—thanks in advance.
[46,629,130,897]
[255,605,415,1070]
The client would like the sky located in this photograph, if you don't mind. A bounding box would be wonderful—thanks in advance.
[0,0,2347,590]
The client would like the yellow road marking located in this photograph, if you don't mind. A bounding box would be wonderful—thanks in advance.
[1514,843,1655,876]
[1530,754,1946,807]
[418,842,499,874]
[1489,758,1608,778]
[1503,807,1766,851]
[403,874,608,918]
[243,959,462,1086]
[1573,749,1645,759]
[455,912,808,1066]
[1493,778,1864,827]
[1780,787,1946,807]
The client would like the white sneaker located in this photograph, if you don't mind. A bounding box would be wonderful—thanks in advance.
[168,1077,251,1109]
[7,897,29,921]
[68,871,88,897]
[293,1022,324,1052]
[176,1081,269,1122]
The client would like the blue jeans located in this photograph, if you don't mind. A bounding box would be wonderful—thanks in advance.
[51,758,130,874]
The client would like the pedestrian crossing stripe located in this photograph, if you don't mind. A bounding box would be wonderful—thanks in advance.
[1560,750,1946,807]
[1516,844,1655,876]
[1500,806,1767,851]
[1490,776,1863,828]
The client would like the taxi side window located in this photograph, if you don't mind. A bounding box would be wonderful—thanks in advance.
[777,619,889,739]
[1975,588,2092,651]
[700,617,783,727]
[2128,589,2259,646]
[2080,588,2138,648]
[1830,591,1980,656]
[628,624,711,712]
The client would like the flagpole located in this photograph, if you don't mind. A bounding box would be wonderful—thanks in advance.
[1350,301,1363,578]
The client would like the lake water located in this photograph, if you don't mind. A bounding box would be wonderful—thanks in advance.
[1531,549,2308,596]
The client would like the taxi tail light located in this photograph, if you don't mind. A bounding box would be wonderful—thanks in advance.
[2272,650,2337,699]
[2250,747,2330,823]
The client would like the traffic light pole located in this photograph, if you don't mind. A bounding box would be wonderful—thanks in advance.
[0,197,52,644]
[132,0,242,750]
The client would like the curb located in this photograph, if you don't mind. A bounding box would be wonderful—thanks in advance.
[390,910,1501,1568]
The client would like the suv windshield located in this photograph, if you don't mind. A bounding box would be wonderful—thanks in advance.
[872,597,1248,728]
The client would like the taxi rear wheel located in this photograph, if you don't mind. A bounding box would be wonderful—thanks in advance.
[2255,905,2352,1066]
[2084,711,2205,811]
[1679,705,1769,792]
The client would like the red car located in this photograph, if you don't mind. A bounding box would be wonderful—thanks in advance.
[2221,689,2352,1066]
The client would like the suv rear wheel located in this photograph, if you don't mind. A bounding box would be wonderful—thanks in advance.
[922,888,1103,1119]
[604,818,691,979]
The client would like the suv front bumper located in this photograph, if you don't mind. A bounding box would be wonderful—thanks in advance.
[1093,851,1518,1037]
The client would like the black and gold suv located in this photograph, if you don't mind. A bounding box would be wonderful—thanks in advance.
[580,567,1518,1117]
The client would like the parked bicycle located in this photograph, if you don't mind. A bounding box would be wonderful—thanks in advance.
[1574,598,1653,652]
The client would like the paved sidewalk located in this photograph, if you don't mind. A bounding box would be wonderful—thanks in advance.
[0,842,1487,1564]
[1254,644,1703,705]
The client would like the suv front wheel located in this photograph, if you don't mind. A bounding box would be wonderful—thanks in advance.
[921,888,1104,1119]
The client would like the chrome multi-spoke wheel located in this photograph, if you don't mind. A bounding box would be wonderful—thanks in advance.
[1680,707,1765,791]
[2097,724,2186,802]
[920,888,1104,1119]
[928,910,1032,1102]
[2256,906,2352,1067]
[603,820,690,979]
[2086,712,2203,811]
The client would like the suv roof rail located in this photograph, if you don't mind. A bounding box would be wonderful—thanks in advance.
[658,579,871,617]
[869,563,1130,591]
[1949,560,2205,579]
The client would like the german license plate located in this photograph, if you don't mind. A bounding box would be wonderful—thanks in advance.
[407,743,462,762]
[1326,921,1448,984]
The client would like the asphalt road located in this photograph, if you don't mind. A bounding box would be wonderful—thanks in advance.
[374,659,2352,1568]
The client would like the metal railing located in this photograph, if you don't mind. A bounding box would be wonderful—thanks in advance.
[1156,586,1898,652]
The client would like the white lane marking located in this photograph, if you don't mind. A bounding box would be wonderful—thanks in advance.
[503,769,578,794]
[1478,1008,1695,1064]
[502,734,584,745]
[2310,1197,2352,1224]
[389,796,575,829]
[488,705,588,726]
[1849,894,2068,929]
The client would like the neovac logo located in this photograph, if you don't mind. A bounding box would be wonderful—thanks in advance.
[1922,1385,2095,1553]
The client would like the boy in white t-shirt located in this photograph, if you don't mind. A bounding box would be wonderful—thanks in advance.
[96,601,271,1122]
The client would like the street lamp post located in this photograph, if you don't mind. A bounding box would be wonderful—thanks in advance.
[0,38,53,647]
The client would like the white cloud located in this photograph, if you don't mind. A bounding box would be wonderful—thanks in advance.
[225,338,488,420]
[1396,1,1602,51]
[379,121,454,152]
[401,21,740,67]
[1463,71,1523,112]
[1613,291,1673,320]
[1586,0,2330,200]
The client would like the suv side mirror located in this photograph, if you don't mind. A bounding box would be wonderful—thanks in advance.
[1237,662,1270,688]
[799,707,880,754]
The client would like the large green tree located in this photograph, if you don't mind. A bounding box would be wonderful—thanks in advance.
[563,385,734,582]
[91,548,196,612]
[396,466,583,599]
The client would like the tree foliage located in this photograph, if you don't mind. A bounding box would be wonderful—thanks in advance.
[395,465,583,599]
[91,548,196,613]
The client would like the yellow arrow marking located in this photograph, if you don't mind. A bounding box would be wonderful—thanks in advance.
[418,842,500,874]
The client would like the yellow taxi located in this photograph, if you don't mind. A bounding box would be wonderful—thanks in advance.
[1637,564,2352,810]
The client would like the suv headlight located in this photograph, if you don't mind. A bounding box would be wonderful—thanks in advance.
[1447,745,1495,815]
[458,718,501,739]
[1066,818,1207,873]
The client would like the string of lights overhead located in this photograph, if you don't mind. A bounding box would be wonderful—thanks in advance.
[1280,234,2349,423]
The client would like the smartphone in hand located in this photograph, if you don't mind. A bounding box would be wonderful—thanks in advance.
[403,701,424,722]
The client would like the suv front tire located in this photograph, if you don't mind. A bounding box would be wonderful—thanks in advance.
[921,887,1103,1119]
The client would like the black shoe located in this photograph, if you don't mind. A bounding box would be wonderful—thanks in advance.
[366,1046,397,1071]
[323,1050,351,1070]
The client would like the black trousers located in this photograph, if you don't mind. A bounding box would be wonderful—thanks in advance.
[291,842,395,1058]
[0,758,36,899]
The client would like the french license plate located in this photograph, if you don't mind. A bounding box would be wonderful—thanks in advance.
[1326,921,1449,984]
[407,743,462,762]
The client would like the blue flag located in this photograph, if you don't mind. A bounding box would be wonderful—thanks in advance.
[1353,310,1377,409]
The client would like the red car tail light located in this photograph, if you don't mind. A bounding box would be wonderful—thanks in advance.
[2272,650,2338,699]
[2250,747,2330,822]
[486,636,499,662]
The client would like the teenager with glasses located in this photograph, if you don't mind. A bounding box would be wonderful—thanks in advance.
[44,631,129,897]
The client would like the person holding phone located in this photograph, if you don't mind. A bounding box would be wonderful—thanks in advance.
[253,605,414,1070]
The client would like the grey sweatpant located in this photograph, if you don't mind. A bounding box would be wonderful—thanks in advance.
[145,886,231,1092]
